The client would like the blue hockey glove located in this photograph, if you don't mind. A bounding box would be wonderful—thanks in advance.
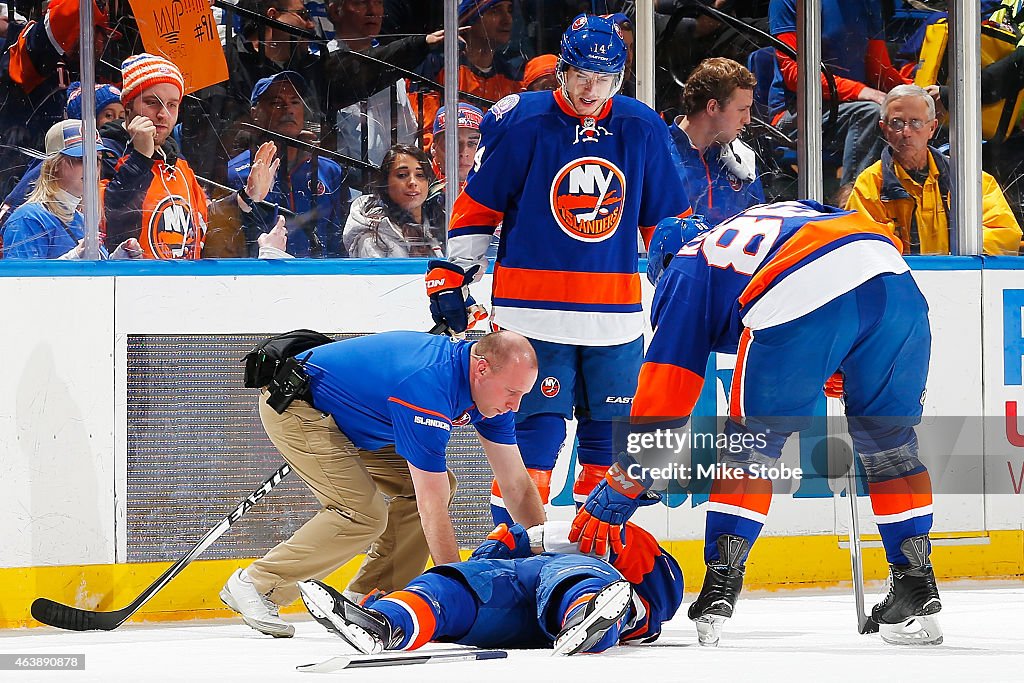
[425,260,480,334]
[470,523,534,560]
[569,452,661,555]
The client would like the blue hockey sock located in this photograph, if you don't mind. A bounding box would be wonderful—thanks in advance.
[372,572,476,649]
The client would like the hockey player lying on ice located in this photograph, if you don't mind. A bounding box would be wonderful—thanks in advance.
[570,201,942,647]
[297,520,683,657]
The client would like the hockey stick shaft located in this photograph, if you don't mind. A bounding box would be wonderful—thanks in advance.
[297,649,507,672]
[828,396,878,635]
[31,463,292,631]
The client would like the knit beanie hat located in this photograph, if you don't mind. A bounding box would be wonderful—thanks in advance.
[120,53,185,105]
[65,82,123,119]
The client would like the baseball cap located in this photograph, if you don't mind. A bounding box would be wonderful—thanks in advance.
[44,119,109,158]
[432,103,484,136]
[250,71,307,107]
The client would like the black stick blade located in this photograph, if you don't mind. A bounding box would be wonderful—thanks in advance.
[31,598,125,631]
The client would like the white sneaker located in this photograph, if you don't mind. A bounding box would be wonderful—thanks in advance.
[219,569,295,638]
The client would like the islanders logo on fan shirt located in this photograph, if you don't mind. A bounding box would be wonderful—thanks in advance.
[549,157,625,243]
[147,195,200,259]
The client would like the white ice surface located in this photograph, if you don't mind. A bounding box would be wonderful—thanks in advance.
[2,583,1022,682]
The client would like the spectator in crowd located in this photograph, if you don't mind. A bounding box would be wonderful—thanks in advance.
[522,54,559,92]
[65,81,125,126]
[671,57,764,227]
[181,0,322,184]
[0,0,113,196]
[846,85,1022,255]
[413,0,523,136]
[227,72,349,258]
[343,143,444,257]
[325,0,425,172]
[429,103,483,196]
[0,81,125,224]
[768,0,919,203]
[103,54,279,259]
[2,120,141,260]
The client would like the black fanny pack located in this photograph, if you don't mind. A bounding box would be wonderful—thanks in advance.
[243,329,333,413]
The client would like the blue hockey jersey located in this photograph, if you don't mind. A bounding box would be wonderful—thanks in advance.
[447,89,691,346]
[633,201,909,420]
[304,332,516,472]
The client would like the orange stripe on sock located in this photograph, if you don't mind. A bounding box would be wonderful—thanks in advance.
[868,471,933,516]
[493,468,552,505]
[709,472,773,516]
[573,464,609,499]
[386,590,437,650]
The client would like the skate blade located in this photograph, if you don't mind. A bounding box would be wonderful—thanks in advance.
[880,615,943,646]
[298,581,382,654]
[695,615,726,647]
[552,581,633,657]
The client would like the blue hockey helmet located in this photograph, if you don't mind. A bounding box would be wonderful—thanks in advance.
[559,14,628,76]
[646,215,712,285]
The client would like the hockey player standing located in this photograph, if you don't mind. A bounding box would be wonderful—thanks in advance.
[425,14,691,523]
[571,201,942,647]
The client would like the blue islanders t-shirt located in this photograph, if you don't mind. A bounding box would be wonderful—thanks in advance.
[304,331,516,472]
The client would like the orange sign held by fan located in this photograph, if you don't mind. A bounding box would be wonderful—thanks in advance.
[127,0,228,94]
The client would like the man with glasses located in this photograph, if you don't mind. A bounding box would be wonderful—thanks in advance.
[846,84,1021,255]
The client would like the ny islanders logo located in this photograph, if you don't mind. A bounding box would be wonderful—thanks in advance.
[452,412,472,426]
[549,157,625,243]
[540,377,560,398]
[147,195,199,259]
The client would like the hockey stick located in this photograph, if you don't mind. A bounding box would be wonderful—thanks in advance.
[827,396,879,635]
[296,648,507,672]
[30,463,292,631]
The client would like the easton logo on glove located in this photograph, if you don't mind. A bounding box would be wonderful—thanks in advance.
[425,260,480,334]
[569,452,660,556]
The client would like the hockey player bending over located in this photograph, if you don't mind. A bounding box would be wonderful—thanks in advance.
[571,201,942,646]
[425,14,691,525]
[298,520,682,656]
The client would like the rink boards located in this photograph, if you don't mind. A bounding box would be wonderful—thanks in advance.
[0,256,1022,627]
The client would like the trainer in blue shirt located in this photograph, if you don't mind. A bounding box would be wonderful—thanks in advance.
[219,329,547,638]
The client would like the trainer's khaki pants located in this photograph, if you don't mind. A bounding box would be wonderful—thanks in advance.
[247,393,457,606]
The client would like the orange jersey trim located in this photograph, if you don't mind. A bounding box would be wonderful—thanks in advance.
[631,362,706,420]
[492,264,641,306]
[8,26,45,92]
[387,397,452,424]
[449,191,504,233]
[729,328,754,419]
[738,214,900,309]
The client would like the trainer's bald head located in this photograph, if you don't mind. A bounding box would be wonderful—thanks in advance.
[473,330,538,373]
[469,331,538,417]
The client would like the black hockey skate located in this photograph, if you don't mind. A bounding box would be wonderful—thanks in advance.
[687,535,749,647]
[871,536,943,646]
[297,580,404,654]
[552,580,634,656]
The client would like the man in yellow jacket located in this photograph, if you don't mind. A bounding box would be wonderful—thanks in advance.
[846,84,1021,255]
